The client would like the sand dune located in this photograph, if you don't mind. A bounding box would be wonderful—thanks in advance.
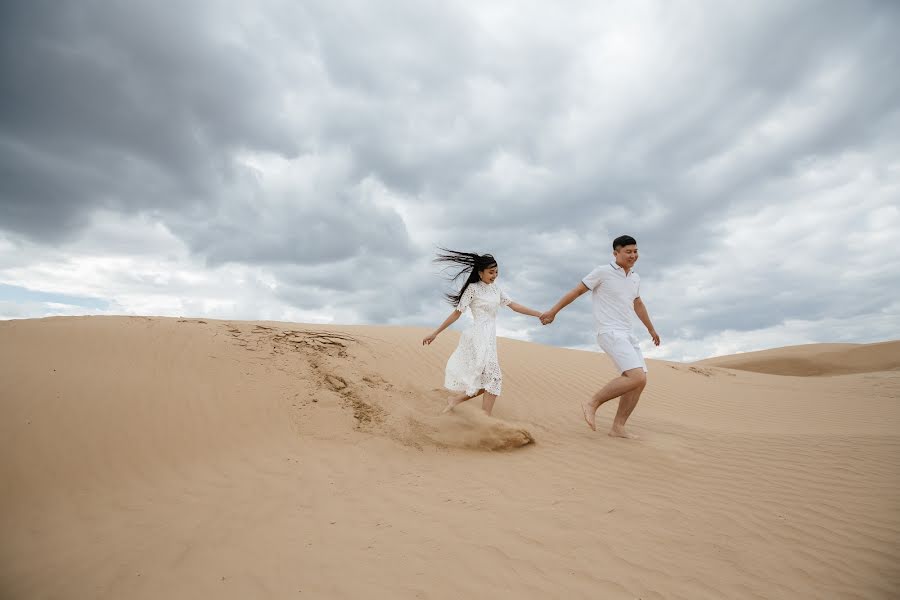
[2,316,899,599]
[697,340,900,376]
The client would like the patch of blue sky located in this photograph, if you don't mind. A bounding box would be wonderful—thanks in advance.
[0,284,110,310]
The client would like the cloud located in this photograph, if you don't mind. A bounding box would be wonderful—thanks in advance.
[1,1,898,361]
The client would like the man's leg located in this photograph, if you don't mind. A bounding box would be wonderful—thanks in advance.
[609,376,646,439]
[582,368,646,431]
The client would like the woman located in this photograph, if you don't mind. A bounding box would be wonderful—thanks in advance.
[422,249,542,415]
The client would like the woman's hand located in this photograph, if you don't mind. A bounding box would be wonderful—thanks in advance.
[422,333,437,345]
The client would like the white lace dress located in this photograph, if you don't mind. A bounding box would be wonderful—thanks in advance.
[445,281,512,396]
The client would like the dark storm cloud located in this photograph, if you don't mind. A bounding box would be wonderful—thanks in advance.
[2,2,294,235]
[0,0,414,266]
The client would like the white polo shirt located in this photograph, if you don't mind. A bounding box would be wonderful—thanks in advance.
[582,262,641,334]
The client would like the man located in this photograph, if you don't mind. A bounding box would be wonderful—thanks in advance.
[540,235,660,438]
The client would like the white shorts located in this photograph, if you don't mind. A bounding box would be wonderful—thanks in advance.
[597,330,648,374]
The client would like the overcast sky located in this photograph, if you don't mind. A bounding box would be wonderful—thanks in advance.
[2,1,899,361]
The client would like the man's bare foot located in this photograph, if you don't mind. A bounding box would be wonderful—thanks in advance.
[581,401,597,431]
[608,427,638,439]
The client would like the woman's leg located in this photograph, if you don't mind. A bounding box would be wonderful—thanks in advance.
[443,389,484,413]
[481,392,498,416]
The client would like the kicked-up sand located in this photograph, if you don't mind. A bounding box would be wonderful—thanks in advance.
[1,316,899,599]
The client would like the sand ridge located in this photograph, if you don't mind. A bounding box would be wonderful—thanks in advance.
[697,340,900,376]
[1,316,899,599]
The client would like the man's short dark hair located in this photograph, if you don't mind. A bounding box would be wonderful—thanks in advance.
[613,235,637,250]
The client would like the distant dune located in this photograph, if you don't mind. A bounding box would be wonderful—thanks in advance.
[2,317,899,599]
[697,340,900,376]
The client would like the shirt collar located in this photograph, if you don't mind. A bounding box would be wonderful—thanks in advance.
[610,261,633,275]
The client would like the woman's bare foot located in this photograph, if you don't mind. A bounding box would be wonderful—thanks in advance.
[441,395,466,414]
[608,427,638,439]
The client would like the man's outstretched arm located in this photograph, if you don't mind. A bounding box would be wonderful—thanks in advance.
[634,297,660,346]
[541,282,590,324]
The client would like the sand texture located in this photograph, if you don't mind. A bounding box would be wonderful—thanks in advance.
[2,316,899,599]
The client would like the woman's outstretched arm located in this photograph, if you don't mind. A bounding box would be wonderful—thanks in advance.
[422,310,462,345]
[507,302,542,318]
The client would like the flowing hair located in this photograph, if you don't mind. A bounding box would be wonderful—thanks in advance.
[434,247,498,307]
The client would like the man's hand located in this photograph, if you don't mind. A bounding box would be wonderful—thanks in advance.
[649,329,660,346]
[540,311,555,325]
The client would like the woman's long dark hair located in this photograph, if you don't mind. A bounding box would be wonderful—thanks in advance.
[434,247,498,307]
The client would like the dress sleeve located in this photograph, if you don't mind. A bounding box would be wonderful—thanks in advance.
[456,283,477,313]
[499,286,513,307]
